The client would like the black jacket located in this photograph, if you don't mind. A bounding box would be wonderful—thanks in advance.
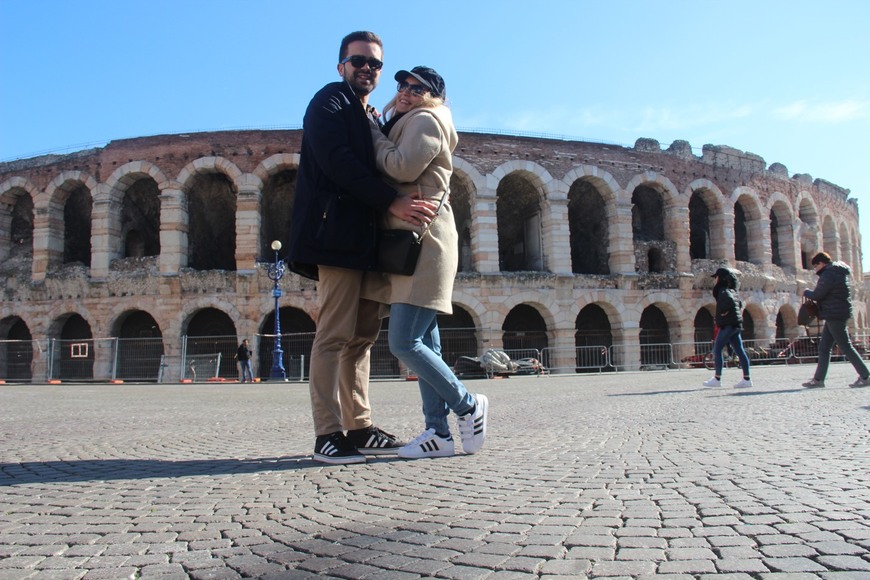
[287,81,397,280]
[804,262,853,321]
[715,286,743,329]
[712,269,743,328]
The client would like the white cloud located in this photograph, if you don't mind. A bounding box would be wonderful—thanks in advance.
[774,99,870,122]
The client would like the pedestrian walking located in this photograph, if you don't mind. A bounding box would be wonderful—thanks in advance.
[801,252,870,388]
[703,267,753,388]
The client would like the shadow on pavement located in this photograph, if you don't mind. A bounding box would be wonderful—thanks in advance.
[0,455,317,485]
[607,389,698,396]
[729,388,806,396]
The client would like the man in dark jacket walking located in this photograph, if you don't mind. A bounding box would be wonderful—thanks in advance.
[288,31,437,464]
[801,252,870,388]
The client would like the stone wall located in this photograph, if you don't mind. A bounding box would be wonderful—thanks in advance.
[0,129,864,378]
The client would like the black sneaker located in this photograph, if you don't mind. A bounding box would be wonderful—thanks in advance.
[346,425,404,455]
[313,432,366,465]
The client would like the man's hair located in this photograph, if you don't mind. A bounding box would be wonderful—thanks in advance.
[811,251,832,265]
[339,31,382,62]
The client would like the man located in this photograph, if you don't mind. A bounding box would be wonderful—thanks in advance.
[288,31,437,464]
[236,339,253,383]
[801,251,870,389]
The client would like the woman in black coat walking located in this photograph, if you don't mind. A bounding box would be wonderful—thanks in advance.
[703,268,753,388]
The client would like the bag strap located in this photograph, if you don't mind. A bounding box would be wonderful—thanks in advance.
[416,189,448,243]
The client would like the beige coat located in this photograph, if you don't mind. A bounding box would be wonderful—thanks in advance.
[362,105,459,314]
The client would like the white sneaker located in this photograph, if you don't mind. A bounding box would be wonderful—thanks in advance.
[702,377,721,387]
[457,394,488,454]
[733,378,754,388]
[398,429,455,459]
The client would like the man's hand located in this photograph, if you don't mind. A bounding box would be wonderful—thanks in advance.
[388,196,437,226]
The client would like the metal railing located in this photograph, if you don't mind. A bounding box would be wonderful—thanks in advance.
[2,330,867,384]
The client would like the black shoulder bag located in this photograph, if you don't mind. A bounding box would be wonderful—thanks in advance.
[376,194,447,276]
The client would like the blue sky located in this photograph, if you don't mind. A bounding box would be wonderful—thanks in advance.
[2,0,869,270]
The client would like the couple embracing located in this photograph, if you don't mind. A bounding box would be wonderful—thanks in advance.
[288,31,488,464]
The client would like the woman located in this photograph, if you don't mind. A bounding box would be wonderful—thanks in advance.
[703,268,753,388]
[364,66,488,459]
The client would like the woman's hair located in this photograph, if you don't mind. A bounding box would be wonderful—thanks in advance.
[382,91,445,121]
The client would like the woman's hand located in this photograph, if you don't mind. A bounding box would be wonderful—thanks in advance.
[388,196,437,226]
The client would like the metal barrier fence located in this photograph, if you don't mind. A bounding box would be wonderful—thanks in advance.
[3,330,869,383]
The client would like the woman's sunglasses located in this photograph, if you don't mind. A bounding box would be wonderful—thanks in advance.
[397,81,429,97]
[340,55,383,71]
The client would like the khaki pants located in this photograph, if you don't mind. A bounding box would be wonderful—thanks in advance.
[308,266,381,436]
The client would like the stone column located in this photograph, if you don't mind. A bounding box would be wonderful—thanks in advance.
[710,208,735,261]
[473,179,499,273]
[235,174,262,274]
[159,183,186,275]
[32,200,63,282]
[609,202,636,274]
[613,321,641,371]
[545,196,572,275]
[90,183,120,279]
[548,326,576,374]
[669,205,691,273]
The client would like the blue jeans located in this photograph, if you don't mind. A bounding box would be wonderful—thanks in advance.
[713,325,750,377]
[239,360,253,382]
[389,303,475,436]
[814,319,869,381]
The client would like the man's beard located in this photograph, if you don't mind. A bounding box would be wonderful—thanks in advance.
[346,71,376,96]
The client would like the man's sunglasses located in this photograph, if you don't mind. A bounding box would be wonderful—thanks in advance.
[397,81,429,97]
[340,55,383,71]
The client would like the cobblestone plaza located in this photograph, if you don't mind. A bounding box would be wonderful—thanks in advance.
[1,364,869,579]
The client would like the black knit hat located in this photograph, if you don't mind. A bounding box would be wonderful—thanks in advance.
[394,66,446,99]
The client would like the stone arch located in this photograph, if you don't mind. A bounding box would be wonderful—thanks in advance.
[502,302,550,354]
[741,302,769,342]
[253,153,301,184]
[625,173,681,273]
[177,157,241,271]
[768,194,796,270]
[437,303,479,367]
[182,304,241,379]
[256,156,299,262]
[492,163,550,272]
[838,221,852,269]
[108,309,165,381]
[796,193,820,268]
[44,171,99,270]
[47,311,95,380]
[731,186,766,265]
[0,315,34,381]
[821,214,838,259]
[686,180,727,261]
[565,174,610,274]
[103,161,170,263]
[450,162,479,273]
[0,176,38,264]
[449,292,487,332]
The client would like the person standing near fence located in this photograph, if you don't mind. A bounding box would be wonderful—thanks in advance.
[287,31,438,464]
[801,252,870,389]
[236,339,253,383]
[362,66,488,459]
[703,267,753,388]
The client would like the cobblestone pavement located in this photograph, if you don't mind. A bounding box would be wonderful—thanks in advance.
[1,363,869,580]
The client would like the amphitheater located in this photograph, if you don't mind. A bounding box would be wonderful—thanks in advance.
[0,129,864,382]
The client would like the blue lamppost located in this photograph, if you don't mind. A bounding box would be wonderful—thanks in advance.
[267,240,286,380]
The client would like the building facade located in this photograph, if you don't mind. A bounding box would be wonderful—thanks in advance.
[0,130,864,381]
